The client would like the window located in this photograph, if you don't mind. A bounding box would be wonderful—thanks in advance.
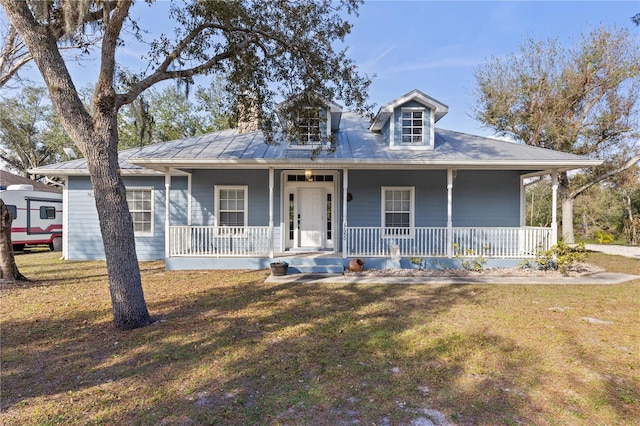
[326,193,332,240]
[289,193,295,240]
[401,109,423,144]
[215,186,247,228]
[40,206,56,219]
[381,187,414,236]
[296,108,322,144]
[126,188,153,236]
[7,205,17,220]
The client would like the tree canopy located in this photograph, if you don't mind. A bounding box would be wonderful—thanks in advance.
[473,26,640,242]
[0,0,371,329]
[0,85,72,176]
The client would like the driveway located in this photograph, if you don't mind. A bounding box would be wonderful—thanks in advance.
[585,244,640,259]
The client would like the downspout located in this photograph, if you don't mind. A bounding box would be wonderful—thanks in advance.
[269,167,274,258]
[165,167,172,259]
[342,168,348,258]
[551,170,558,246]
[447,169,454,257]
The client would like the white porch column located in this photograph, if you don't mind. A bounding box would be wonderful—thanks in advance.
[268,168,274,258]
[187,172,192,226]
[446,169,454,257]
[551,170,558,246]
[342,168,349,258]
[164,168,172,258]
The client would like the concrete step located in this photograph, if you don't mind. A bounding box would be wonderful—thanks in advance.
[289,264,345,274]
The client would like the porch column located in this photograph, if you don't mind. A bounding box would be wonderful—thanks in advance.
[187,172,192,226]
[342,168,348,258]
[551,170,558,246]
[269,168,274,258]
[446,169,454,257]
[164,168,172,259]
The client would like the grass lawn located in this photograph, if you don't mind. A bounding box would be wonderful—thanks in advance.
[1,251,639,425]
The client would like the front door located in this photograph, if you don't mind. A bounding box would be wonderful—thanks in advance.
[299,188,323,247]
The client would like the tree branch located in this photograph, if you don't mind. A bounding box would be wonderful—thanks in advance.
[570,147,640,199]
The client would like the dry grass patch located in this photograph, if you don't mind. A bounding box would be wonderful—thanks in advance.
[1,251,638,425]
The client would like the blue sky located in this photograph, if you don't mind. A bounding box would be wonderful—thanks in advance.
[346,1,638,135]
[5,1,639,137]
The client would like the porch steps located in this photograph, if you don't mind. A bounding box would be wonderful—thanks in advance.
[277,254,346,274]
[289,264,345,274]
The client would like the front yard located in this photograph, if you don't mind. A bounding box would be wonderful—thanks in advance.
[1,251,638,425]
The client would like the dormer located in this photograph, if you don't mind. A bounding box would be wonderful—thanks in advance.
[369,89,448,149]
[277,96,343,150]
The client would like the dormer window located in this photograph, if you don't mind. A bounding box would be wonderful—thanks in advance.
[369,90,449,149]
[401,109,424,144]
[297,108,322,144]
[276,97,342,150]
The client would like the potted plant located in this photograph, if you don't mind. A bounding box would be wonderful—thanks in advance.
[270,261,289,276]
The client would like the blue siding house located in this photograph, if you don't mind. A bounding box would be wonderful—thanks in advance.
[33,90,600,271]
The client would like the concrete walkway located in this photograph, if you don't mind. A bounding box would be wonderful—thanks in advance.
[266,271,639,285]
[585,244,640,259]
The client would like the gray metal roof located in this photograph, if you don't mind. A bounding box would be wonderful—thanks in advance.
[30,112,601,176]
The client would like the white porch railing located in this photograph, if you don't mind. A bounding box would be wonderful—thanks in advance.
[345,226,552,258]
[168,225,552,258]
[169,226,271,257]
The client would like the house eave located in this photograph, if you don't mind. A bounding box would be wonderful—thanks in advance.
[127,157,602,172]
[27,167,189,177]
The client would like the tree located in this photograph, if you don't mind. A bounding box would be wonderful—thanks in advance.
[0,199,28,282]
[117,78,234,149]
[473,26,640,242]
[0,85,72,176]
[0,0,370,329]
[1,13,99,89]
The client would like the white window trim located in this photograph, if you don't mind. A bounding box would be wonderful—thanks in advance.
[400,107,425,145]
[381,186,415,238]
[288,107,332,150]
[127,186,154,237]
[214,185,249,230]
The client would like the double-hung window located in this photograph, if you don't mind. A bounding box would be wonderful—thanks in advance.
[382,186,414,237]
[401,108,424,144]
[126,188,153,236]
[215,186,247,232]
[297,108,322,145]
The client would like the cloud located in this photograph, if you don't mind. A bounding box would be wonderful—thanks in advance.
[389,56,483,73]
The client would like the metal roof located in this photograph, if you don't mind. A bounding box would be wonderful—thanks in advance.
[30,112,602,176]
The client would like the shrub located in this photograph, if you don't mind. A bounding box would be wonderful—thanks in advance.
[594,230,615,244]
[534,240,586,275]
[453,243,488,272]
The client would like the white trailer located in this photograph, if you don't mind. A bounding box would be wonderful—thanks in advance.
[0,184,63,251]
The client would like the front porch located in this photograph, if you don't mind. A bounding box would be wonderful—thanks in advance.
[165,225,552,271]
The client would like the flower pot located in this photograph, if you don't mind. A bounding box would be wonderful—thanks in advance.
[270,262,289,276]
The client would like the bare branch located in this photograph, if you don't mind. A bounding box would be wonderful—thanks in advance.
[570,147,640,199]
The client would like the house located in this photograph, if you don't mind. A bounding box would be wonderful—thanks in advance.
[0,170,62,193]
[31,90,601,272]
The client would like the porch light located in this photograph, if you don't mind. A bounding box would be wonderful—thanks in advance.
[305,169,313,181]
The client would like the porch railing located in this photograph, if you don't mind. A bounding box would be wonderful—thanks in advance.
[169,226,271,257]
[168,225,552,258]
[345,226,552,258]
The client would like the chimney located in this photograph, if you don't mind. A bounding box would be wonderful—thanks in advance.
[237,95,261,134]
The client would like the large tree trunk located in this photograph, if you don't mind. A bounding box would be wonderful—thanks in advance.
[3,0,151,329]
[85,115,152,330]
[561,196,576,243]
[0,199,28,282]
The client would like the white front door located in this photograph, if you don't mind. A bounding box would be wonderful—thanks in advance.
[299,188,323,247]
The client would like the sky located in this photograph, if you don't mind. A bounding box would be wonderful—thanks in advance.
[3,1,639,138]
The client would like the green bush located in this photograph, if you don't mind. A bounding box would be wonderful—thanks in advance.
[534,240,587,275]
[453,243,488,272]
[594,230,614,244]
